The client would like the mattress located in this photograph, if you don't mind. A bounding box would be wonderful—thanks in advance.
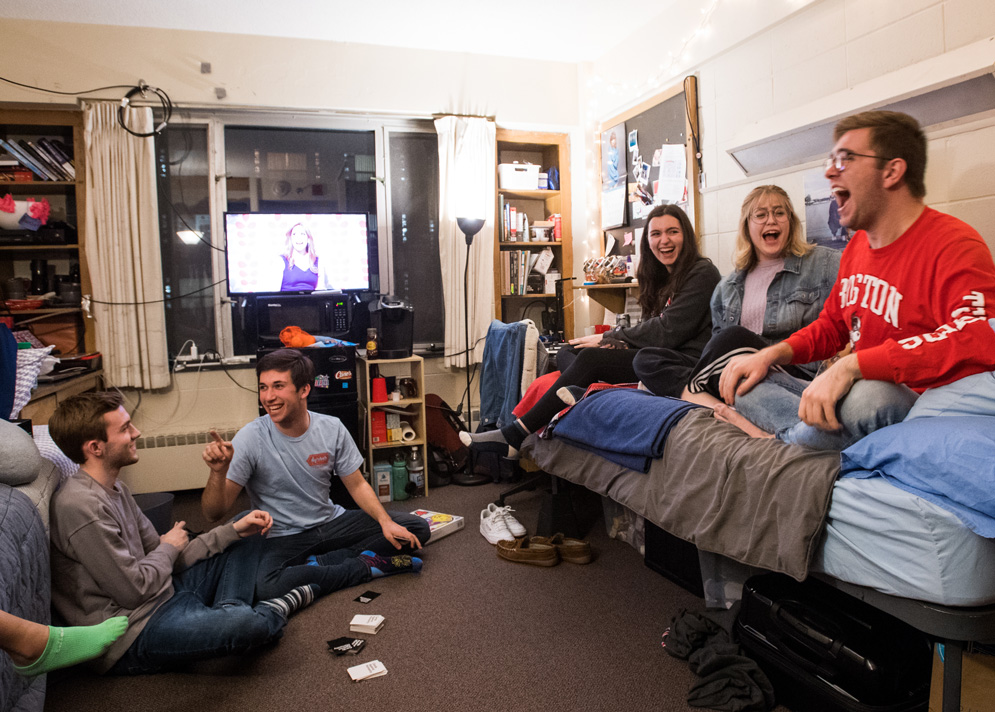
[813,474,995,606]
[523,430,995,608]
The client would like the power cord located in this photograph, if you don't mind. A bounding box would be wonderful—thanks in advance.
[0,74,173,137]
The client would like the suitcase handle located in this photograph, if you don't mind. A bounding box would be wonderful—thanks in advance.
[770,601,874,674]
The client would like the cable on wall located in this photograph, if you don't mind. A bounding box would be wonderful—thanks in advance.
[0,74,173,136]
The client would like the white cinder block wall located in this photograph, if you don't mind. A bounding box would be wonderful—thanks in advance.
[584,0,995,276]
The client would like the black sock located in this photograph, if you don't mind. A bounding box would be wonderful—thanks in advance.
[499,420,529,449]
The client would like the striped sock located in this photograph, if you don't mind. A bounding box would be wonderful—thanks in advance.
[259,584,319,619]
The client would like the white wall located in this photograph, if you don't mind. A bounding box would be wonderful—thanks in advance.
[0,19,581,447]
[583,0,995,276]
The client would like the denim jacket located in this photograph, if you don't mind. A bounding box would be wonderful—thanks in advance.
[711,245,841,375]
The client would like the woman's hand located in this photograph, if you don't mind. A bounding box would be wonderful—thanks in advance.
[568,333,604,349]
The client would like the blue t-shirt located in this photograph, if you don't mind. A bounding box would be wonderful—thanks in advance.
[226,411,365,537]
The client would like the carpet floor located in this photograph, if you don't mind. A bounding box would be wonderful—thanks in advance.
[42,476,761,712]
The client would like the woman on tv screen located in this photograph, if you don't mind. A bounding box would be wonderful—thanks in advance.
[280,222,320,291]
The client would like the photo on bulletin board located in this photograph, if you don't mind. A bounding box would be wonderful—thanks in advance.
[803,167,850,250]
[601,122,627,230]
[603,227,637,257]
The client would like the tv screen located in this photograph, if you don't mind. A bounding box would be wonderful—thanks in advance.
[224,212,371,295]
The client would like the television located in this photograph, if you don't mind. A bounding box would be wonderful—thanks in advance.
[223,212,371,296]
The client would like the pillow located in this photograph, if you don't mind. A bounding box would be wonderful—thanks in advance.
[840,416,995,537]
[12,344,56,418]
[0,419,42,486]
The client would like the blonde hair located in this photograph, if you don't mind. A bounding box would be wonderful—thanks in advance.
[733,185,811,272]
[282,223,318,270]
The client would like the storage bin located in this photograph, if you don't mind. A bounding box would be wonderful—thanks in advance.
[498,162,539,190]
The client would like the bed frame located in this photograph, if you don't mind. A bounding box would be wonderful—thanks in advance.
[816,575,995,712]
[516,464,995,712]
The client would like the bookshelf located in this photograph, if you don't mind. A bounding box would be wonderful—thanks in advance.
[357,355,429,499]
[0,106,94,355]
[494,130,573,340]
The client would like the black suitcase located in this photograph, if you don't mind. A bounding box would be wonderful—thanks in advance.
[736,573,932,712]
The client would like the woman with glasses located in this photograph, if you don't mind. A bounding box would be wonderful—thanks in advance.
[634,185,840,405]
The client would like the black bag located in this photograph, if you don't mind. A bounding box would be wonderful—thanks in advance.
[424,394,469,486]
[736,573,932,712]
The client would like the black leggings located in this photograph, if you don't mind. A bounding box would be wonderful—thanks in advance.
[517,345,640,433]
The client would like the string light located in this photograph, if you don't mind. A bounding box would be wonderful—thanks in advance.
[587,0,722,114]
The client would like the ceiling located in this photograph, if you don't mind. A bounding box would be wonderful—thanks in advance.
[0,0,674,63]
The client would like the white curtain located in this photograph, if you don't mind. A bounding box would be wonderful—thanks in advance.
[82,101,169,389]
[435,116,496,369]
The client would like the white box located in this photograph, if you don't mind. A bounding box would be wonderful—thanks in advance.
[498,162,539,190]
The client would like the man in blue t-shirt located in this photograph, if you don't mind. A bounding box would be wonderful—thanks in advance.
[201,349,429,600]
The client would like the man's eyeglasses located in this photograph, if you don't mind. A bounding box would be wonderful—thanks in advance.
[749,207,789,223]
[824,149,889,172]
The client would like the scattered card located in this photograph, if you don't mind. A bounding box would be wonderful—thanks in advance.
[347,659,387,681]
[354,590,381,604]
[327,637,367,656]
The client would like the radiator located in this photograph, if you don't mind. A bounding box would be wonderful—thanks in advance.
[118,428,240,494]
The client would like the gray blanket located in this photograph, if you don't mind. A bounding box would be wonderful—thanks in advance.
[0,485,49,712]
[523,408,840,580]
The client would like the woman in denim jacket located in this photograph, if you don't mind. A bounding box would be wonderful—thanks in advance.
[635,185,840,401]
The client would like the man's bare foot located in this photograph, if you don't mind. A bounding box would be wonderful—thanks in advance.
[712,404,774,439]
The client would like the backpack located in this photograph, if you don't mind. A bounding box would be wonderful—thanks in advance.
[424,394,469,486]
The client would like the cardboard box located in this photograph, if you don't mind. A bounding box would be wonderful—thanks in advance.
[929,645,995,712]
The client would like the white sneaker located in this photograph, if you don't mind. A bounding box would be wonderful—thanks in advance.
[480,506,515,544]
[487,503,527,538]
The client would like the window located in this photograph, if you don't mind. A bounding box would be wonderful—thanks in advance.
[155,124,217,359]
[386,131,443,348]
[155,114,442,361]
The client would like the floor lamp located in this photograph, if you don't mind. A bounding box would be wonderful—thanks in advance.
[454,216,490,487]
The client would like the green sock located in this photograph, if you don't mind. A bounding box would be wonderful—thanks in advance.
[14,617,129,677]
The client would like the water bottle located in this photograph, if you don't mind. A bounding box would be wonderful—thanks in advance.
[406,446,424,490]
[391,452,409,501]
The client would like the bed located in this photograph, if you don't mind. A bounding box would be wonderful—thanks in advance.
[520,399,995,712]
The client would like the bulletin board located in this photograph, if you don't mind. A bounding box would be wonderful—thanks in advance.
[600,77,701,256]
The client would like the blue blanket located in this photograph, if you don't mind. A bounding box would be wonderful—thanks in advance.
[547,389,700,472]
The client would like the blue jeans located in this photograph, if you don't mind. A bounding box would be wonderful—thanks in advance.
[109,535,286,675]
[734,371,918,450]
[255,509,431,600]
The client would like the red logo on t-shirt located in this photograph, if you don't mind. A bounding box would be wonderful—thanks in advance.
[307,452,330,467]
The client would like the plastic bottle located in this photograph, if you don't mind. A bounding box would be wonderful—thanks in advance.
[406,446,424,490]
[366,327,379,359]
[391,452,409,501]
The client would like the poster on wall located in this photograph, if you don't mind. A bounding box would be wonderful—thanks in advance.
[601,123,626,229]
[803,168,850,250]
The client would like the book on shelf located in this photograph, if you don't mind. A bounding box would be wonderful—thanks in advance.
[350,613,386,635]
[35,138,75,180]
[0,138,51,180]
[38,137,75,179]
[16,140,62,181]
[411,509,465,543]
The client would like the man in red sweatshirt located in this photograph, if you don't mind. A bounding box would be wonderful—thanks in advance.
[718,110,995,450]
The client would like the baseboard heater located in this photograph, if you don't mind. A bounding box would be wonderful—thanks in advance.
[121,428,241,494]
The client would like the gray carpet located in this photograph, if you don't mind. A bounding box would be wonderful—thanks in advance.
[44,477,724,712]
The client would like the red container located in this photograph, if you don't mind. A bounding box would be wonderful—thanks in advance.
[371,377,388,403]
[594,324,611,334]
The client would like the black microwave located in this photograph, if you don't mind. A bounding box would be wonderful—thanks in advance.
[255,293,351,341]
